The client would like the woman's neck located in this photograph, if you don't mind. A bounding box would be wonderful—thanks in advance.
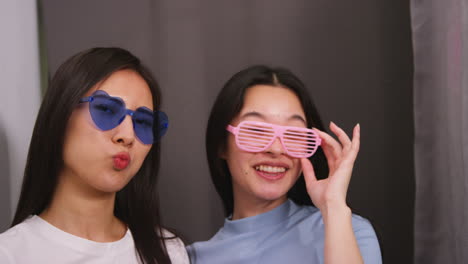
[39,172,127,242]
[231,193,288,220]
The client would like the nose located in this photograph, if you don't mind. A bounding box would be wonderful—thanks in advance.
[266,136,286,156]
[112,115,135,146]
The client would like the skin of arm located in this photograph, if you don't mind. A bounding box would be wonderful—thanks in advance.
[301,122,363,264]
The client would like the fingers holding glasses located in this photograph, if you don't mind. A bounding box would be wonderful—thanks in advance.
[315,122,361,177]
[347,123,360,164]
[330,122,352,151]
[331,122,360,167]
[330,122,360,165]
[314,127,341,174]
[301,158,317,183]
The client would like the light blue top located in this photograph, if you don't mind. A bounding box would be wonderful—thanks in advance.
[187,199,381,264]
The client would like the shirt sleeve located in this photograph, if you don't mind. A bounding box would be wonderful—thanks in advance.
[352,215,382,264]
[162,229,190,264]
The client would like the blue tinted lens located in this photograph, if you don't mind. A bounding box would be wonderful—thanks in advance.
[89,95,126,130]
[82,90,168,145]
[157,111,169,139]
[133,107,154,144]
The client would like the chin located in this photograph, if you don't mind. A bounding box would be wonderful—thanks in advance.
[254,187,289,202]
[95,174,133,193]
[95,184,127,194]
[254,177,297,200]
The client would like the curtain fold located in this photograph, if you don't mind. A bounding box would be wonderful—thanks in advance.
[412,0,468,263]
[0,0,41,231]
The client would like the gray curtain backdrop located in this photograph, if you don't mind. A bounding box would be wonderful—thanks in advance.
[412,1,468,263]
[2,0,414,263]
[0,0,41,232]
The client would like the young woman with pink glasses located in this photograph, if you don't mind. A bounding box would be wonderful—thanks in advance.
[187,65,381,264]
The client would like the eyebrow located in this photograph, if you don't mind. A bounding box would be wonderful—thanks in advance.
[98,90,153,110]
[108,97,122,104]
[240,111,307,125]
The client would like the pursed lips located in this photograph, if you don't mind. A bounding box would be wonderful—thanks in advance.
[112,152,131,170]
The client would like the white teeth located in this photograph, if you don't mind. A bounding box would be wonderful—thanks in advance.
[255,165,286,173]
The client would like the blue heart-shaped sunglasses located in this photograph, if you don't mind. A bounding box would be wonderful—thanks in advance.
[79,90,168,144]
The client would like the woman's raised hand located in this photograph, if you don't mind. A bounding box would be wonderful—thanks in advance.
[301,122,360,213]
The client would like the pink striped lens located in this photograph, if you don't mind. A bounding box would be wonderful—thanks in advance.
[226,121,321,158]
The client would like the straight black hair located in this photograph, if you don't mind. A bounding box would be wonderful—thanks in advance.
[206,65,329,216]
[13,47,172,264]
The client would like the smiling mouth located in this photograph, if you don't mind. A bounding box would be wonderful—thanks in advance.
[255,165,288,173]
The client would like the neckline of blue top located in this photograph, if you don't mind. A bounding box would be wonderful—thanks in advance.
[221,199,300,236]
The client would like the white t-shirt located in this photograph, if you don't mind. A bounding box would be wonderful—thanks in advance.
[0,215,189,264]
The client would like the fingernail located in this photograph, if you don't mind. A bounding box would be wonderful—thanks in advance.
[357,123,360,132]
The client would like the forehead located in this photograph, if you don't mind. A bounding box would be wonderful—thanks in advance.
[86,69,154,110]
[238,84,306,125]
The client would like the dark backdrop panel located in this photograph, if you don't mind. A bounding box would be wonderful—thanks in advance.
[0,124,11,232]
[41,0,414,263]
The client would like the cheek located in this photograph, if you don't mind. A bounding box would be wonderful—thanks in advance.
[65,107,102,141]
[290,158,300,170]
[62,109,112,169]
[130,145,151,169]
[228,153,256,188]
[290,159,302,180]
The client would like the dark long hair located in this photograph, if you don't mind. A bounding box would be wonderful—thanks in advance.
[206,65,329,216]
[13,47,172,264]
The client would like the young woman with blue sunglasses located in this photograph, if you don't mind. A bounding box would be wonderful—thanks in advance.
[187,65,382,263]
[0,48,188,264]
